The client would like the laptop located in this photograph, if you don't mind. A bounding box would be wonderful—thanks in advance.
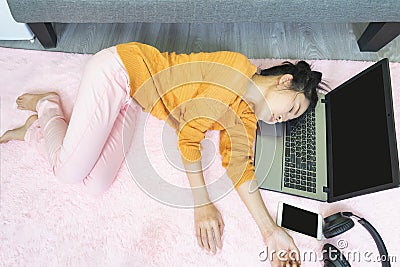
[254,58,400,203]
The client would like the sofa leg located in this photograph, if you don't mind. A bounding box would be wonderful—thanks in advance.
[357,22,400,52]
[27,23,57,49]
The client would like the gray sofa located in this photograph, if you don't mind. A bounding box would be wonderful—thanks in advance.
[6,0,400,51]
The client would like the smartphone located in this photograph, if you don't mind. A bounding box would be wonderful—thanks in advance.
[276,201,323,240]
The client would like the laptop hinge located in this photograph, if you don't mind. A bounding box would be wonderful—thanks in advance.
[323,186,330,193]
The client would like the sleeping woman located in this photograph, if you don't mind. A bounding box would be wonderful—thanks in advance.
[1,42,325,266]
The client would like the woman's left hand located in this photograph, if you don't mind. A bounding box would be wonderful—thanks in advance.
[262,225,302,266]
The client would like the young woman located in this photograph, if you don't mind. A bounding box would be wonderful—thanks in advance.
[1,42,324,266]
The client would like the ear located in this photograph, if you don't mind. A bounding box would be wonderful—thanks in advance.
[278,74,293,86]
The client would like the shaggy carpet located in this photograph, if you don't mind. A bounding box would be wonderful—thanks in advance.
[1,46,399,266]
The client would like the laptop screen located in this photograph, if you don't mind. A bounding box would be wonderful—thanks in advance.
[327,60,399,200]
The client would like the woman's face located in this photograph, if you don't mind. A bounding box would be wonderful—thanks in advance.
[261,89,310,124]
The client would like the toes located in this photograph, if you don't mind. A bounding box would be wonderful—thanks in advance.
[17,93,30,100]
[16,95,26,103]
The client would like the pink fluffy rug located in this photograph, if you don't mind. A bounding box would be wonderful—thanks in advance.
[1,47,400,266]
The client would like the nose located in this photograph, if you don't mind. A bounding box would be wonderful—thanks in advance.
[276,115,283,123]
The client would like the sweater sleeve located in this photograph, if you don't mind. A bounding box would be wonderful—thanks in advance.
[219,103,258,190]
[171,50,257,163]
[177,86,236,163]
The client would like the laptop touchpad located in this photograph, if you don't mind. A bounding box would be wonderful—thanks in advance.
[259,121,283,137]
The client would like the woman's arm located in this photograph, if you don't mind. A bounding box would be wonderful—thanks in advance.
[235,179,278,237]
[182,158,211,206]
[236,179,302,266]
[183,158,225,255]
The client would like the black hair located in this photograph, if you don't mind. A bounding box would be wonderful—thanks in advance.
[259,61,329,111]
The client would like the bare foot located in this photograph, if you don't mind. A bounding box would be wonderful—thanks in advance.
[0,114,38,144]
[16,92,58,112]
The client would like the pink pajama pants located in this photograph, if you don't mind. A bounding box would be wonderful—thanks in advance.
[28,46,141,196]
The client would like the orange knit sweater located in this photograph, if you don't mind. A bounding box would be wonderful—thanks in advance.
[116,42,258,190]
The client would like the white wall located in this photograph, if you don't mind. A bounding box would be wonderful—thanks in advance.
[0,0,34,40]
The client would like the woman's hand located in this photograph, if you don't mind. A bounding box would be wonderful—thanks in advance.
[263,225,302,267]
[194,202,225,255]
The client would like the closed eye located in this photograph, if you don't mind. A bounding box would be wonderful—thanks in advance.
[288,103,301,120]
[293,105,301,117]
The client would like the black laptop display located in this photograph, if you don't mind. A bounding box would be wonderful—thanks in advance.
[326,59,400,202]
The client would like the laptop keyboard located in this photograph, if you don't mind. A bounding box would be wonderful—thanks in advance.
[283,110,317,193]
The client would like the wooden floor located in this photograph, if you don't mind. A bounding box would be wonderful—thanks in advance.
[0,22,399,62]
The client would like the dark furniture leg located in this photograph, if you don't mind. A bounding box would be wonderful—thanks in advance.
[357,22,400,52]
[27,23,57,48]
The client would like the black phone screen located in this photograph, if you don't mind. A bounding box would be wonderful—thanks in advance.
[281,203,318,238]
